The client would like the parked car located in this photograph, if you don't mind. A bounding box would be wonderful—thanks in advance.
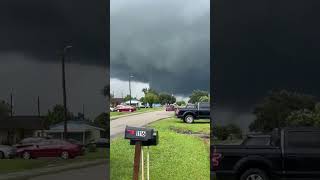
[87,138,109,148]
[116,104,136,112]
[16,139,83,159]
[14,137,48,148]
[0,145,16,159]
[165,104,176,111]
[212,127,320,180]
[175,102,210,123]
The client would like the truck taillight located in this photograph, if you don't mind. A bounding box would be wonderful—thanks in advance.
[212,152,222,167]
[175,109,179,114]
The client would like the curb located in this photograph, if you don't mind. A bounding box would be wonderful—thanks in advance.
[0,159,107,180]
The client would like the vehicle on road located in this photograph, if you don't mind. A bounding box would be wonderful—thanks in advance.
[16,139,83,159]
[165,104,176,111]
[175,102,210,123]
[212,127,320,180]
[0,145,16,159]
[116,104,136,112]
[14,137,48,149]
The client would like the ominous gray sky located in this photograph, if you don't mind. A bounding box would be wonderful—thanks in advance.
[110,0,210,97]
[0,0,108,119]
[212,0,320,130]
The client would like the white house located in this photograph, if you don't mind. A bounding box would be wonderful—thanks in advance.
[38,120,105,145]
[124,99,143,107]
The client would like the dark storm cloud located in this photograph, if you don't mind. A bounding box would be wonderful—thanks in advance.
[111,0,210,95]
[0,0,108,66]
[213,0,320,127]
[0,1,108,118]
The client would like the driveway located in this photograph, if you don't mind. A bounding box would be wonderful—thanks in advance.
[111,110,173,139]
[29,163,108,180]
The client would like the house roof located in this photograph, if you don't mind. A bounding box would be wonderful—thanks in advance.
[0,116,46,130]
[125,100,141,104]
[45,120,105,133]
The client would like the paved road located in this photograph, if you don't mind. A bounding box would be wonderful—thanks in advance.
[111,110,173,139]
[29,164,108,180]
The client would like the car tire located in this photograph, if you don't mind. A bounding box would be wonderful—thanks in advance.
[0,151,4,159]
[240,168,269,180]
[184,114,194,124]
[61,151,69,159]
[22,151,31,160]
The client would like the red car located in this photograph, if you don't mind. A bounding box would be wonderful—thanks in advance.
[16,139,83,159]
[116,105,136,112]
[166,105,176,111]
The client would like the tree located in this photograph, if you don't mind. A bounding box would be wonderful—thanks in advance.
[188,90,209,104]
[93,112,109,138]
[176,101,186,106]
[214,126,229,141]
[159,93,176,105]
[140,97,147,106]
[226,124,242,139]
[0,100,10,118]
[145,92,159,108]
[285,109,315,127]
[199,96,210,102]
[124,95,132,102]
[249,90,317,132]
[47,104,74,125]
[142,88,148,95]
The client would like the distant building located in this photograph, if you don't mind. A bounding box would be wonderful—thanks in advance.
[124,99,142,107]
[0,116,47,145]
[40,120,105,145]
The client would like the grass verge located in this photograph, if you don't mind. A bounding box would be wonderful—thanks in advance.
[110,118,210,180]
[0,148,108,174]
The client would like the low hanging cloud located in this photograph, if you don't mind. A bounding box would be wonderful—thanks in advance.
[111,0,210,95]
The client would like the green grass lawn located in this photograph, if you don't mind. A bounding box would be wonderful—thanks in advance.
[110,118,210,180]
[0,148,108,174]
[110,107,163,117]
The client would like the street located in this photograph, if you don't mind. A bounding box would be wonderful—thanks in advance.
[110,110,173,139]
[29,164,108,180]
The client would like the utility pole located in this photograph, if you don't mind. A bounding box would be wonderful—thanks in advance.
[61,45,72,140]
[10,90,13,117]
[37,96,40,117]
[82,104,85,120]
[129,74,134,106]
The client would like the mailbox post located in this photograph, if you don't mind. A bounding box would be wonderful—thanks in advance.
[125,126,159,180]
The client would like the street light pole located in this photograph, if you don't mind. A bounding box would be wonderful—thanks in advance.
[62,45,72,140]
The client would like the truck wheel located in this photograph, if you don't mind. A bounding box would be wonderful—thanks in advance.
[240,168,268,180]
[0,151,4,159]
[184,115,194,123]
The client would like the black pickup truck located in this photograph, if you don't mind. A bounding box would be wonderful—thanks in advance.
[175,102,210,123]
[212,127,320,180]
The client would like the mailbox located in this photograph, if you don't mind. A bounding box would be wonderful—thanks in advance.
[125,126,159,146]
